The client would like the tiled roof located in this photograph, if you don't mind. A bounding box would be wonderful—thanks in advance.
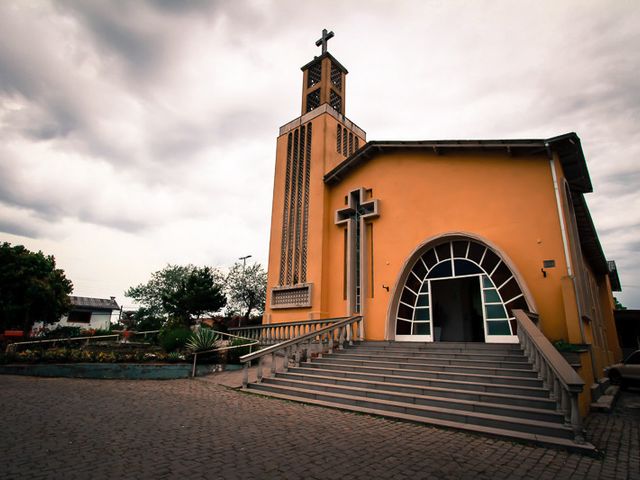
[69,296,119,311]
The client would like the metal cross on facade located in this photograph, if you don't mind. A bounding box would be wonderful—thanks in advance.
[315,28,335,55]
[336,187,379,314]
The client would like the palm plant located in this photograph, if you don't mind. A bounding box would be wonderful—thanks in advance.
[186,328,220,352]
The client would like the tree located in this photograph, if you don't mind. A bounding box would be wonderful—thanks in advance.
[0,242,73,334]
[120,307,163,332]
[125,264,226,327]
[125,264,195,320]
[162,266,226,326]
[225,262,267,324]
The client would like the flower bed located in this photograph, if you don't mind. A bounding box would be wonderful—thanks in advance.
[0,347,187,365]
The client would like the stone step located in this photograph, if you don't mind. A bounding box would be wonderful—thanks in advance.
[351,345,526,357]
[359,341,521,349]
[249,382,574,440]
[287,365,550,398]
[341,348,529,363]
[276,371,557,410]
[335,350,530,366]
[262,376,563,423]
[313,356,538,378]
[357,341,522,353]
[303,361,543,388]
[245,388,595,454]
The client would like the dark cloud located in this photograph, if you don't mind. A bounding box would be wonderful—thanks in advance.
[598,222,640,237]
[75,211,151,234]
[54,1,170,77]
[144,0,220,15]
[627,240,640,254]
[0,219,41,239]
[0,0,286,176]
[0,8,96,148]
[0,163,62,221]
[0,146,165,234]
[600,170,640,196]
[53,0,270,80]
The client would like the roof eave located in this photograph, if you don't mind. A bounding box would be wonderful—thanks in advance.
[570,193,609,276]
[324,139,549,185]
[545,133,593,193]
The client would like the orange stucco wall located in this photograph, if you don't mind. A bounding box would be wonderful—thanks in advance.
[324,150,570,340]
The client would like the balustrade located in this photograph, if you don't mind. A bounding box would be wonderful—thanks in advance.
[513,309,585,444]
[229,317,344,346]
[238,315,363,389]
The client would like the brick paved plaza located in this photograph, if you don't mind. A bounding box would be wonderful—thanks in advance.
[0,375,638,479]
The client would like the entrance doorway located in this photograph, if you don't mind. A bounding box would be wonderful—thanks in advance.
[431,276,484,342]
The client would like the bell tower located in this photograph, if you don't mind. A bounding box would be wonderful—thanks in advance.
[301,29,348,116]
[264,30,366,323]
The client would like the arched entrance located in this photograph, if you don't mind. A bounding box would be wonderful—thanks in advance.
[389,235,533,343]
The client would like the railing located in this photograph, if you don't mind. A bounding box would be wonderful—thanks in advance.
[513,309,586,444]
[229,317,346,345]
[5,330,161,353]
[188,330,259,378]
[239,315,363,388]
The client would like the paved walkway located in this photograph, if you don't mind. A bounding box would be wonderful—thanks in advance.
[0,374,638,479]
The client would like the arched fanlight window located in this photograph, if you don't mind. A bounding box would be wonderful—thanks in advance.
[396,239,529,340]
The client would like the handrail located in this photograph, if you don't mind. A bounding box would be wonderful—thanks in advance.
[8,334,118,350]
[239,315,363,388]
[514,311,584,391]
[188,329,259,378]
[513,309,586,444]
[6,330,161,353]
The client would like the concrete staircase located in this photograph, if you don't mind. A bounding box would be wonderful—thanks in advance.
[246,341,594,452]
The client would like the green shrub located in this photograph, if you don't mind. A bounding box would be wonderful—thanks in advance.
[44,327,82,339]
[553,340,584,353]
[159,327,192,352]
[227,338,255,364]
[136,315,163,332]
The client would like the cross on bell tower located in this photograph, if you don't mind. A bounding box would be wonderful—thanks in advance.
[315,28,334,55]
[300,29,348,116]
[336,188,379,314]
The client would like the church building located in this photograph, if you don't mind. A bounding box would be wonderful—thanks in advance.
[258,31,623,443]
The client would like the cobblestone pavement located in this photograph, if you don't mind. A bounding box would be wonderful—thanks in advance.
[0,375,638,480]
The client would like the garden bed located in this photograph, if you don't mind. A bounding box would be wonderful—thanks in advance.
[0,362,228,379]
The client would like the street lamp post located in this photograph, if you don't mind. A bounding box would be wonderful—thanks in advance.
[239,255,252,269]
[237,255,252,328]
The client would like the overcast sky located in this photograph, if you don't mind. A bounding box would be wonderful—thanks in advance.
[1,0,638,309]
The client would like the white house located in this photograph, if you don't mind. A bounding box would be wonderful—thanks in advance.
[55,296,120,330]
